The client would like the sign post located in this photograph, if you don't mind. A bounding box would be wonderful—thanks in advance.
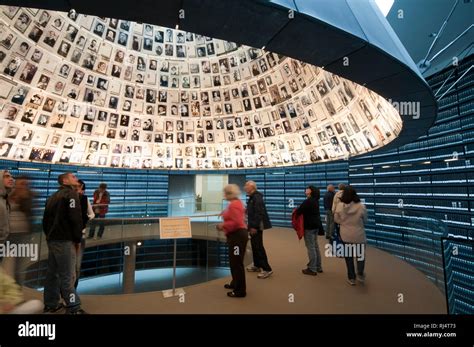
[159,217,192,298]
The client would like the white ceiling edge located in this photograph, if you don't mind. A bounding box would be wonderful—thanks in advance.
[374,0,395,16]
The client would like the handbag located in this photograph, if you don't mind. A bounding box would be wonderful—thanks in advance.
[331,225,345,257]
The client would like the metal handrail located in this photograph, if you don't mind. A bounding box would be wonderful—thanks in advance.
[370,207,474,313]
[30,213,222,223]
[30,196,200,210]
[88,214,222,222]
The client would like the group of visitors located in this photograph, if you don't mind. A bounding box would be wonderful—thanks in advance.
[2,166,367,309]
[1,169,109,313]
[218,180,367,298]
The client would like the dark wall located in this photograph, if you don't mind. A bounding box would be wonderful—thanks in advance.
[229,174,247,201]
[168,175,195,200]
[168,174,196,215]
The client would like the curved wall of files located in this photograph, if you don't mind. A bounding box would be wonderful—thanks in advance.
[348,56,474,314]
[0,1,435,170]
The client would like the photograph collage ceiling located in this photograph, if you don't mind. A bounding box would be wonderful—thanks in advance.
[0,6,402,170]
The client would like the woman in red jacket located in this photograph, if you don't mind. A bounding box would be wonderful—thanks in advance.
[217,184,248,298]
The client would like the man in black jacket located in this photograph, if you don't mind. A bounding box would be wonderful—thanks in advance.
[244,181,273,279]
[42,172,86,314]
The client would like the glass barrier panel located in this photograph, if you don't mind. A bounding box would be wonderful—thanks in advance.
[19,200,467,314]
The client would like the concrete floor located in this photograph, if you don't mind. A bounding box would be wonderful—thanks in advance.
[23,227,446,314]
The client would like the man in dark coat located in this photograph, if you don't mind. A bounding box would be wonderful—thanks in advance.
[244,181,273,279]
[43,172,86,314]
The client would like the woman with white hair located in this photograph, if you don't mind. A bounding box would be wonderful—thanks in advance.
[216,184,248,298]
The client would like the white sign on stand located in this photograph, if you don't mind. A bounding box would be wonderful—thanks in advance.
[159,217,192,298]
[159,217,192,239]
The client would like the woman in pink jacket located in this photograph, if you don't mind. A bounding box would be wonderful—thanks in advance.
[217,184,248,298]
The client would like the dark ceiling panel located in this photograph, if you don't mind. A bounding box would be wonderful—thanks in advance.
[294,0,367,40]
[324,46,407,88]
[0,0,182,27]
[265,13,366,68]
[367,72,432,100]
[266,0,296,9]
[0,0,69,11]
[179,0,292,49]
[71,0,181,29]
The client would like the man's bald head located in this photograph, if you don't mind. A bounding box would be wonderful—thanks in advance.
[244,180,257,194]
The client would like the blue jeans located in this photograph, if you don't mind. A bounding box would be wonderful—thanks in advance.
[344,243,366,280]
[325,211,335,239]
[88,213,105,238]
[303,229,322,272]
[44,240,81,312]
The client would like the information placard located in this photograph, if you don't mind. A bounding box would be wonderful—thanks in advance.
[159,217,192,239]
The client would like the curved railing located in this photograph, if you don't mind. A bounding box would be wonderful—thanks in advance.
[368,207,448,292]
[7,199,472,312]
[30,195,223,221]
[361,206,473,314]
[11,202,251,295]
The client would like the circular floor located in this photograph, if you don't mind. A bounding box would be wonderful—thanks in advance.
[24,227,446,313]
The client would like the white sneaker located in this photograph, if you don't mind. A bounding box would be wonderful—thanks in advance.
[257,271,273,279]
[357,274,365,283]
[347,279,356,286]
[246,265,260,272]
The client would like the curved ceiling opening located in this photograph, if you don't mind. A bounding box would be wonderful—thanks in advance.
[0,6,407,169]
